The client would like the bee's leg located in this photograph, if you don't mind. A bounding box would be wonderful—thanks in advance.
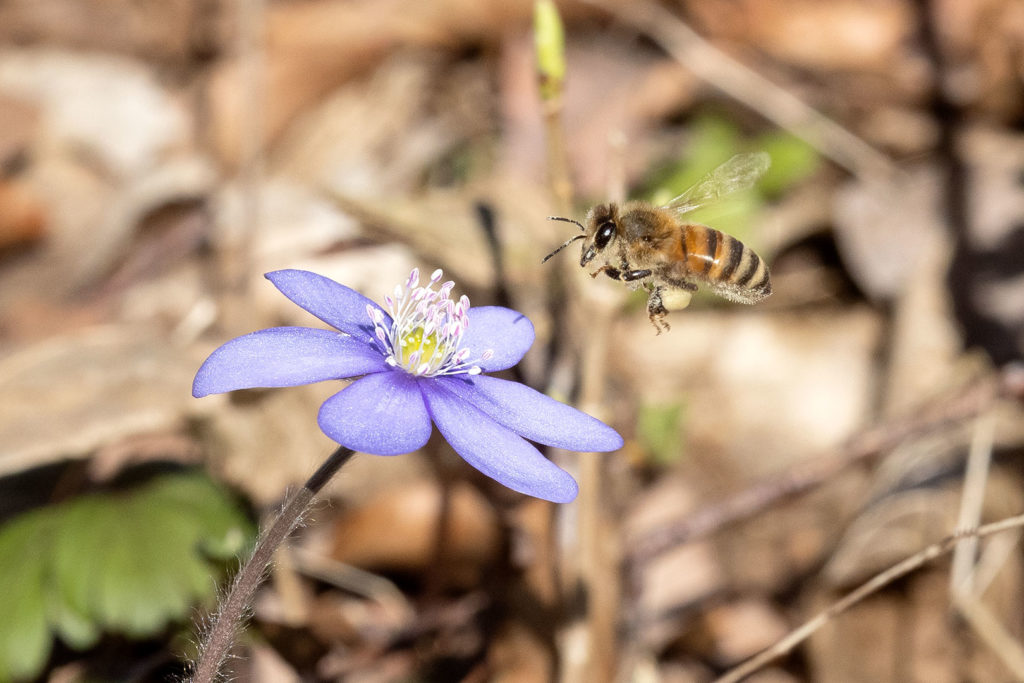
[621,269,653,282]
[646,286,670,334]
[590,265,621,280]
[667,279,698,292]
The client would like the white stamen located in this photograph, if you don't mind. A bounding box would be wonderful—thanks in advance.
[365,268,496,378]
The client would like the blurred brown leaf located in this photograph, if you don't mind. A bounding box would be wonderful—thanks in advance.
[625,474,724,649]
[0,178,46,250]
[0,326,195,477]
[0,0,220,62]
[613,309,883,477]
[691,0,913,71]
[0,93,39,164]
[833,165,944,302]
[330,479,502,588]
[698,600,790,666]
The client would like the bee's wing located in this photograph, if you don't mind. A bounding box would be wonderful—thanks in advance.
[663,152,770,216]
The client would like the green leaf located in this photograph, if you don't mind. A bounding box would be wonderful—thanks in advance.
[79,473,251,636]
[51,497,111,621]
[683,115,744,178]
[0,511,55,681]
[637,401,686,466]
[646,115,743,207]
[0,468,254,682]
[94,499,167,636]
[754,132,819,196]
[130,499,216,620]
[143,472,252,561]
[47,595,100,651]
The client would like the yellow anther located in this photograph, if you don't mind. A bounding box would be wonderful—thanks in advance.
[400,327,440,367]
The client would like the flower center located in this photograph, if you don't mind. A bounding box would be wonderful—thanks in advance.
[400,327,438,366]
[368,268,493,377]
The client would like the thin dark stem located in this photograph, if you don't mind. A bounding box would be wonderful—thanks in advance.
[191,445,355,683]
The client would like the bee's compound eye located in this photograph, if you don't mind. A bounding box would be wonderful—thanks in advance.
[595,222,615,250]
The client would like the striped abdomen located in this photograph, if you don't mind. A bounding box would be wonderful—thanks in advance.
[681,224,771,302]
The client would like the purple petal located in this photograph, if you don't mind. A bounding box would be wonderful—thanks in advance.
[193,327,386,397]
[318,371,431,455]
[421,382,578,503]
[265,270,390,344]
[461,306,535,372]
[436,375,623,452]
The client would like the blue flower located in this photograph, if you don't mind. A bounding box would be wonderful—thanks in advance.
[193,268,623,502]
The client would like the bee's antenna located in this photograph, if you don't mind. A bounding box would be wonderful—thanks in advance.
[548,216,585,232]
[542,233,586,263]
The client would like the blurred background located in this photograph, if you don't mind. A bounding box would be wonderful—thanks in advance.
[1,0,1023,681]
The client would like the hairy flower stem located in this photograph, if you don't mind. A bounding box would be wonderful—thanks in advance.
[191,445,355,683]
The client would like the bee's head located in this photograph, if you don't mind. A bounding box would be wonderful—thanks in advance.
[543,204,620,266]
[580,204,619,267]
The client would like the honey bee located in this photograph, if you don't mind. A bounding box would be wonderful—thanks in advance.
[543,152,772,333]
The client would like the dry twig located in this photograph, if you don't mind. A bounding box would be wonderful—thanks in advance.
[627,368,1023,566]
[951,412,995,593]
[584,0,897,180]
[949,413,1024,680]
[715,513,1024,683]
